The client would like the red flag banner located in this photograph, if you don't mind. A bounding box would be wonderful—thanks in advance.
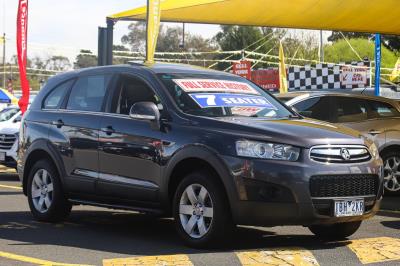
[16,0,30,113]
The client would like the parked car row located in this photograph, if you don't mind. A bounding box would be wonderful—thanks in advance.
[12,63,384,248]
[275,92,400,194]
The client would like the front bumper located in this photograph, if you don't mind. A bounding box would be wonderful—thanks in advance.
[222,149,383,226]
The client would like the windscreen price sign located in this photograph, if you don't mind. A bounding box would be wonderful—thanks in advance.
[189,93,277,109]
[340,66,368,86]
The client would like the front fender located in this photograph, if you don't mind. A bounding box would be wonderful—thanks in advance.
[160,144,238,210]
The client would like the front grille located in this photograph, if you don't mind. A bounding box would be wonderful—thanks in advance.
[310,145,371,163]
[0,134,17,150]
[310,174,379,198]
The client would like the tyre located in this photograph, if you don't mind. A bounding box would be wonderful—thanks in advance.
[173,171,233,248]
[381,150,400,195]
[27,159,72,222]
[308,221,362,240]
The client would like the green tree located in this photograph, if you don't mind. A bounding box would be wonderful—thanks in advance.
[328,31,400,53]
[74,49,97,69]
[46,56,71,71]
[113,45,131,65]
[324,38,397,68]
[121,22,216,66]
[213,26,279,70]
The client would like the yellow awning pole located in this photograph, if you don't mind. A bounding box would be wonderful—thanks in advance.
[279,41,288,93]
[146,0,162,63]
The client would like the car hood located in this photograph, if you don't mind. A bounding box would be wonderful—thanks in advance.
[0,121,20,134]
[212,117,370,148]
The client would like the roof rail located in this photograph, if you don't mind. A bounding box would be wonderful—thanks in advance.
[127,61,145,67]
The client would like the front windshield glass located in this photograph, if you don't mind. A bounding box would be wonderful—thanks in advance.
[157,73,293,119]
[0,108,19,122]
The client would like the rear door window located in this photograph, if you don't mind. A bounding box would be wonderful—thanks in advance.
[367,100,400,118]
[66,75,111,112]
[292,97,333,122]
[333,97,369,123]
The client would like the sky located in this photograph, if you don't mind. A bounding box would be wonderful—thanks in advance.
[0,0,220,61]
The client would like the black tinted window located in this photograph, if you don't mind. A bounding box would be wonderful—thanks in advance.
[334,97,368,123]
[111,75,160,115]
[43,80,74,110]
[368,100,400,118]
[66,75,111,112]
[293,97,332,121]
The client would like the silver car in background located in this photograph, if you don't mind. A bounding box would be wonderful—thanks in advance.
[276,92,400,194]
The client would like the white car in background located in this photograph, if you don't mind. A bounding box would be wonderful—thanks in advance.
[0,106,22,169]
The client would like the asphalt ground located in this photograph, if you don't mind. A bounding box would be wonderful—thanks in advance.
[1,167,400,266]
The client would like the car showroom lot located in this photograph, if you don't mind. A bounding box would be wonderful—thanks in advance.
[0,168,400,266]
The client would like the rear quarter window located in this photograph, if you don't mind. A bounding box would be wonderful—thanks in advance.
[368,100,400,118]
[43,79,75,110]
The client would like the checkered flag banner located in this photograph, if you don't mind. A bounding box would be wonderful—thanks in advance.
[288,61,371,91]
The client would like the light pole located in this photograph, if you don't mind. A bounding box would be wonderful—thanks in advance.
[2,33,5,90]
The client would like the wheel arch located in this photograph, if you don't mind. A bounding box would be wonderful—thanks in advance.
[380,144,400,157]
[22,140,65,195]
[163,145,237,213]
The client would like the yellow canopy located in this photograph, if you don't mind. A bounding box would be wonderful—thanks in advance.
[110,0,400,35]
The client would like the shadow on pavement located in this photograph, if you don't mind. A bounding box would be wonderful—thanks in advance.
[0,173,19,182]
[0,209,348,256]
[380,220,400,230]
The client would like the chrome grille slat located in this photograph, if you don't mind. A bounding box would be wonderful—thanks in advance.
[0,134,17,150]
[310,145,371,164]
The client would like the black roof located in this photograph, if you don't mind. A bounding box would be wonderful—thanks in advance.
[52,62,236,80]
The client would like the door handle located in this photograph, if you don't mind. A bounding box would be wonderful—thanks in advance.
[51,119,64,128]
[101,126,115,136]
[369,130,383,135]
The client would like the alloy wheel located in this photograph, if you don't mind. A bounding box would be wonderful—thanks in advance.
[384,156,400,192]
[179,184,214,239]
[31,169,54,213]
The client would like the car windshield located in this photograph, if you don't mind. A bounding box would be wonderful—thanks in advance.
[157,73,293,119]
[0,107,19,122]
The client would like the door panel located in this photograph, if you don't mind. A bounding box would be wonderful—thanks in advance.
[98,115,162,202]
[96,74,164,203]
[48,111,102,194]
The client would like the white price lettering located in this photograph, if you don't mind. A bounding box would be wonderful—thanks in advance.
[196,95,217,106]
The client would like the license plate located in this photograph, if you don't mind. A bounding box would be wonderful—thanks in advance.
[0,152,5,162]
[334,199,364,217]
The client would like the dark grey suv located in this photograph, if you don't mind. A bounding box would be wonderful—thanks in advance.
[18,63,383,247]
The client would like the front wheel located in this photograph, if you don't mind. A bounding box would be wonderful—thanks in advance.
[308,221,362,240]
[382,151,400,194]
[173,171,233,248]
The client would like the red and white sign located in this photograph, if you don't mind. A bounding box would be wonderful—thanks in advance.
[173,79,260,95]
[16,0,30,113]
[340,66,368,86]
[232,61,252,80]
[251,69,280,91]
[231,107,263,116]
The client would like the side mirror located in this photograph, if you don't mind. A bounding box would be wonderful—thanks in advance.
[14,116,22,123]
[129,102,161,130]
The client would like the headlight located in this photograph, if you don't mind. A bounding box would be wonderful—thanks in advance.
[369,143,379,159]
[236,140,300,161]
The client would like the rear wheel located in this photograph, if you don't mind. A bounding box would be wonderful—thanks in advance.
[173,171,233,248]
[382,150,400,194]
[27,159,72,222]
[308,221,361,240]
